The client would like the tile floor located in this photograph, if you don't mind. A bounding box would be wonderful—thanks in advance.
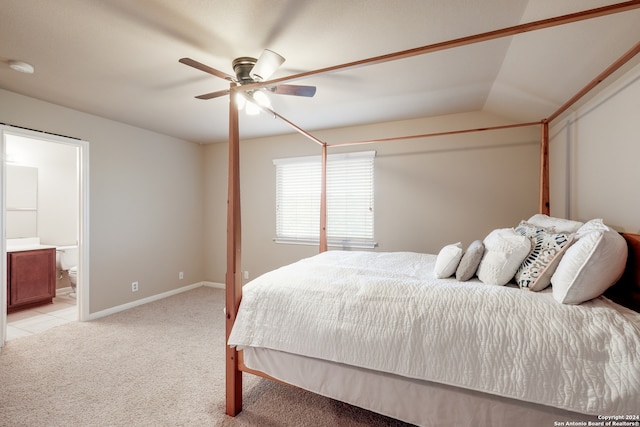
[6,292,77,341]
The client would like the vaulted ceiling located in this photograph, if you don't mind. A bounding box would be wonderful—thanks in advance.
[1,1,639,144]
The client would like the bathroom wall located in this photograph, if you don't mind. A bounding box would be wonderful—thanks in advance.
[6,134,78,246]
[6,164,38,238]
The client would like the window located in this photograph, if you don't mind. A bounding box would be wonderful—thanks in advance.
[274,150,376,248]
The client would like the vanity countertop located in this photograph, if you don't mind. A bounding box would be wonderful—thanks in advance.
[6,238,57,253]
[7,244,57,253]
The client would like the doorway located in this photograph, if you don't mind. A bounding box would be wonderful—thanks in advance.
[1,125,90,347]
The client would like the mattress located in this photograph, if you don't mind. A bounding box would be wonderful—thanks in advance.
[228,250,640,415]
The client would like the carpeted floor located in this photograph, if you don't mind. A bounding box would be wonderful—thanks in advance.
[0,286,413,426]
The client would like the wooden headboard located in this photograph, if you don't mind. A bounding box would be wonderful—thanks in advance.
[604,233,640,312]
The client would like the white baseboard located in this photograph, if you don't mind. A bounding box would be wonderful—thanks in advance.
[87,282,224,321]
[202,281,225,289]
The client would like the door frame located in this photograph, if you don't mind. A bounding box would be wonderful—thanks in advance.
[1,125,90,348]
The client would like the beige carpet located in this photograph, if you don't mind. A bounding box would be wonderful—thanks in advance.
[0,287,413,427]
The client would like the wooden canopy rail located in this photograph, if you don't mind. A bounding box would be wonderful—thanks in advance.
[328,121,541,148]
[547,39,640,123]
[224,3,640,417]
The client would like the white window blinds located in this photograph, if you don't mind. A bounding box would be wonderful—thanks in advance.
[274,150,376,248]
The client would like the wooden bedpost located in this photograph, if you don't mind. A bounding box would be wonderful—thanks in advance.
[539,120,550,215]
[320,143,328,252]
[226,83,243,416]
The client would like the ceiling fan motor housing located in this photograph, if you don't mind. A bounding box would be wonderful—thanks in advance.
[232,57,257,84]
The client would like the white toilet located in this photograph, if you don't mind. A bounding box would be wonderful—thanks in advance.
[56,245,78,296]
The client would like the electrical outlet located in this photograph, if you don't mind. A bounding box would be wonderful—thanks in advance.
[179,271,184,280]
[132,281,139,292]
[243,271,249,280]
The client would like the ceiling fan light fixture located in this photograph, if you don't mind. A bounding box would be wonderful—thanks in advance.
[252,90,271,108]
[239,90,272,115]
[250,49,285,81]
[245,102,261,115]
[235,92,246,110]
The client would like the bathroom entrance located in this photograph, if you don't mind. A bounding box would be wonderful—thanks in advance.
[0,125,90,346]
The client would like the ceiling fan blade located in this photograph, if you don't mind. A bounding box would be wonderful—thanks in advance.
[273,84,317,97]
[179,57,234,81]
[195,89,230,100]
[250,49,285,81]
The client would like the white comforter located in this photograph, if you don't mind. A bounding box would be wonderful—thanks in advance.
[228,250,640,415]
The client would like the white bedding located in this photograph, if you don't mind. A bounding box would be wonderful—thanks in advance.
[228,250,640,415]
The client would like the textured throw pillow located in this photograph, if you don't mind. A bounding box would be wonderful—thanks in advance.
[477,228,531,286]
[455,240,484,281]
[527,214,583,234]
[435,242,463,278]
[514,221,573,291]
[551,219,628,304]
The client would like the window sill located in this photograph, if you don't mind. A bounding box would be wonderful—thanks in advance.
[273,238,378,249]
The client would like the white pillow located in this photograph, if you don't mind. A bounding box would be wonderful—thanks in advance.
[551,219,628,304]
[477,228,531,286]
[527,214,583,234]
[435,242,463,278]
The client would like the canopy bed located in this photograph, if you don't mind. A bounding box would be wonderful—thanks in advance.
[221,2,640,426]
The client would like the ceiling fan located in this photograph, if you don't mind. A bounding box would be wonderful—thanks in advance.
[179,49,316,114]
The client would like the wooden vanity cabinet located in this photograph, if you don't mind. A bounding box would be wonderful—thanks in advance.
[7,248,56,313]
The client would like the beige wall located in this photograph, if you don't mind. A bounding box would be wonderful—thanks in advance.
[549,61,640,233]
[1,89,206,313]
[204,111,540,283]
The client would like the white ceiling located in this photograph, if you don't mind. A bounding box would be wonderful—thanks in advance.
[1,0,639,144]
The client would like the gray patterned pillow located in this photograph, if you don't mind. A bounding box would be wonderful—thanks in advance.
[514,221,574,291]
[456,240,485,281]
